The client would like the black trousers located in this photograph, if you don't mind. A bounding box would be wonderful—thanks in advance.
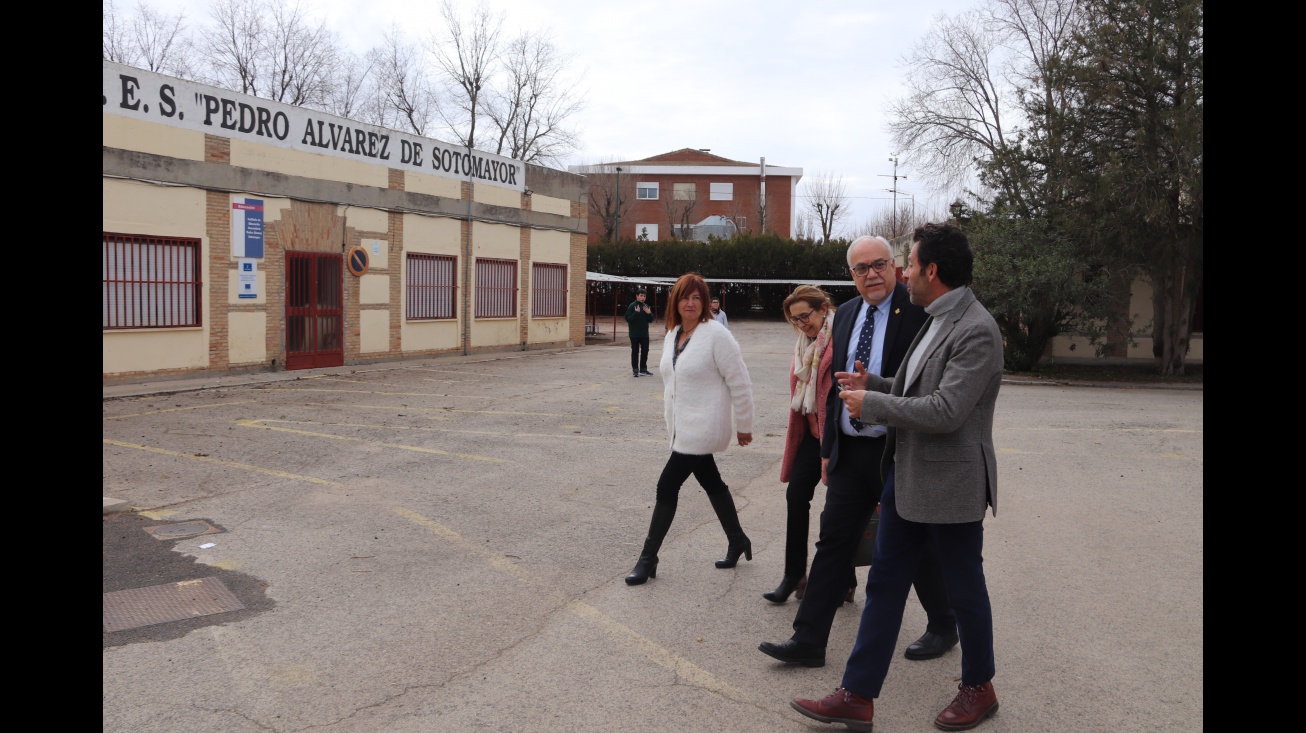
[656,451,728,506]
[630,335,650,371]
[792,433,956,648]
[784,433,855,588]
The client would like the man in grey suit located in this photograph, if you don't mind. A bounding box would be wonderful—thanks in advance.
[790,223,1004,732]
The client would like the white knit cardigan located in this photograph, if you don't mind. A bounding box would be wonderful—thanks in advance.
[659,319,754,455]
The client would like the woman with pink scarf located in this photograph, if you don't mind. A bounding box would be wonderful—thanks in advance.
[765,285,855,604]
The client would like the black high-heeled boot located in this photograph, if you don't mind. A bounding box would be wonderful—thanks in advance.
[763,575,805,603]
[626,500,676,586]
[708,491,752,568]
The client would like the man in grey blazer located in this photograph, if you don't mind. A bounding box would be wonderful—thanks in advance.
[790,223,1004,732]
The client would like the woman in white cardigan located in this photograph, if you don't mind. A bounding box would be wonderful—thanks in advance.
[626,273,755,585]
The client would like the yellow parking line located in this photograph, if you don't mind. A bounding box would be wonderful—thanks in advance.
[276,402,455,419]
[437,409,660,422]
[392,506,746,702]
[234,419,506,462]
[241,418,664,444]
[105,401,254,420]
[103,439,341,485]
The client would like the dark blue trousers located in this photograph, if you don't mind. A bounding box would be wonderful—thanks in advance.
[840,464,995,698]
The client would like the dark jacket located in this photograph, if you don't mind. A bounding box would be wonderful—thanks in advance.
[625,300,655,339]
[820,281,928,472]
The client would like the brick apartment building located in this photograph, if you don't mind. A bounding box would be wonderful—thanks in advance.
[103,60,588,381]
[569,149,803,243]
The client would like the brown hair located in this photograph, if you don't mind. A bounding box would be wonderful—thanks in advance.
[665,273,712,331]
[782,285,833,325]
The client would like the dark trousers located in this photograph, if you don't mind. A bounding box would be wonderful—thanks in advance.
[656,451,728,506]
[841,465,995,698]
[630,335,650,371]
[783,433,847,582]
[792,433,955,648]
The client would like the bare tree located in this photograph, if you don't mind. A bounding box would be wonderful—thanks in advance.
[665,184,699,240]
[793,211,817,242]
[103,0,132,63]
[104,1,195,77]
[200,0,265,95]
[485,31,583,165]
[803,173,849,243]
[430,0,504,150]
[583,161,636,243]
[324,50,375,120]
[363,25,439,134]
[263,0,338,106]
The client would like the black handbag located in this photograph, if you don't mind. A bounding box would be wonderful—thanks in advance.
[852,504,880,567]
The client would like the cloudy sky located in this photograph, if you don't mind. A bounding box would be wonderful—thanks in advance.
[137,0,978,236]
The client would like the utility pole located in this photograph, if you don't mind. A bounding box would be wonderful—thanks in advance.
[878,155,907,236]
[613,167,623,244]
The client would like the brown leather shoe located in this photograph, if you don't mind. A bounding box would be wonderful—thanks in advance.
[934,681,998,730]
[791,688,874,731]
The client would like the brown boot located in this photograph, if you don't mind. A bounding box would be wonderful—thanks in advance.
[934,681,998,730]
[791,688,874,732]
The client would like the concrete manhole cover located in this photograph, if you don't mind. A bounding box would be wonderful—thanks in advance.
[144,520,222,540]
[103,577,245,632]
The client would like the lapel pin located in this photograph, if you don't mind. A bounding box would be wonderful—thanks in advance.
[894,308,900,314]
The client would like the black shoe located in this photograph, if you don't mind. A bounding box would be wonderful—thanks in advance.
[759,639,826,667]
[763,575,805,604]
[715,533,752,568]
[904,630,959,660]
[632,371,640,377]
[639,369,653,376]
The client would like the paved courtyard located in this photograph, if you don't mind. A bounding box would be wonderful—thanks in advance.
[103,319,1203,732]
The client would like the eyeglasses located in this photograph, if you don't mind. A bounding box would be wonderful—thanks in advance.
[789,310,820,325]
[850,259,892,277]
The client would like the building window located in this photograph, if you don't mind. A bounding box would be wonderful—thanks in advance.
[532,263,568,317]
[406,253,457,320]
[636,223,659,241]
[637,182,659,200]
[710,182,734,201]
[673,182,696,200]
[102,232,201,329]
[475,258,517,318]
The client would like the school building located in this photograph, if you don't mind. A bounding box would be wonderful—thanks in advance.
[103,60,588,382]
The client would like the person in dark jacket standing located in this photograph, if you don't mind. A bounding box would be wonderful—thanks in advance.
[625,289,655,377]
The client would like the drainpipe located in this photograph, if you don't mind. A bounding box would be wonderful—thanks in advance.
[462,144,474,355]
[759,156,767,234]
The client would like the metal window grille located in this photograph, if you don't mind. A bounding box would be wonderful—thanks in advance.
[531,263,567,317]
[102,232,202,329]
[475,258,517,318]
[406,253,457,320]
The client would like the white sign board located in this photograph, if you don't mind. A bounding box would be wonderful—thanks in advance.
[238,258,258,299]
[103,60,525,192]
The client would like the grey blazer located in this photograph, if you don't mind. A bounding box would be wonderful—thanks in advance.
[859,288,1004,524]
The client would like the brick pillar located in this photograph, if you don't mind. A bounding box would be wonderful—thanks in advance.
[204,135,232,371]
[519,192,532,347]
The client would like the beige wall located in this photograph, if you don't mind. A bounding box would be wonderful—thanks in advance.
[231,140,389,189]
[103,116,205,161]
[530,194,571,217]
[404,215,461,255]
[474,182,521,208]
[400,214,463,353]
[360,309,390,353]
[104,330,209,373]
[407,170,462,199]
[342,207,390,234]
[528,317,568,343]
[403,320,460,352]
[1047,273,1203,363]
[531,229,570,264]
[103,180,211,376]
[229,312,267,364]
[472,221,520,258]
[471,318,519,347]
[360,274,390,304]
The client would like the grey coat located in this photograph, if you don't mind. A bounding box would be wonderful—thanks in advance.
[859,288,1004,524]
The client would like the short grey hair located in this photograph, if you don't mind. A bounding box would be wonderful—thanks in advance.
[846,235,893,265]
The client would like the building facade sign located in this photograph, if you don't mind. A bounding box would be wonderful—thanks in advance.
[103,61,525,192]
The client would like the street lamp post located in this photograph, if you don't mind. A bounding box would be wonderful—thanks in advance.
[613,167,623,244]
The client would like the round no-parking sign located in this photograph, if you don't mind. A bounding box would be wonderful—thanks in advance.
[346,246,370,276]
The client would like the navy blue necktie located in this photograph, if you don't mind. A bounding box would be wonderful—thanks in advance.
[849,304,877,431]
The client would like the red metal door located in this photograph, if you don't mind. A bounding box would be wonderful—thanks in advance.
[285,251,344,370]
